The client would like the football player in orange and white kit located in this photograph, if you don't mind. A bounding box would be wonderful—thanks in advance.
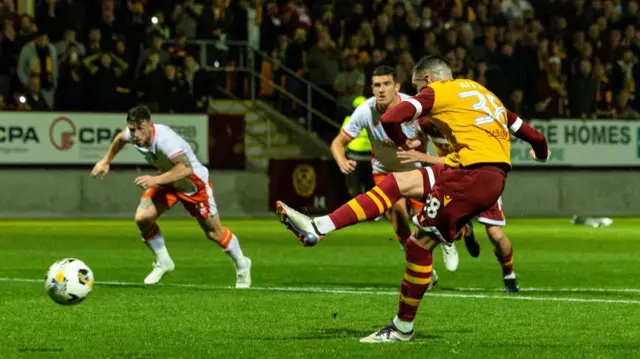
[91,106,252,288]
[276,55,549,342]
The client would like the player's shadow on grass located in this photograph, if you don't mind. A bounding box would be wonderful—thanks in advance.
[437,286,635,297]
[243,328,442,341]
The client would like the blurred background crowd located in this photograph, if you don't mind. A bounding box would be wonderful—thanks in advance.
[1,0,640,126]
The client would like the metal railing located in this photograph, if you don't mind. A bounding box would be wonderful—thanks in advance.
[173,39,345,136]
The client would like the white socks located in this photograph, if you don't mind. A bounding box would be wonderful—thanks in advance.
[393,316,414,333]
[504,271,516,280]
[144,228,173,266]
[313,216,336,234]
[224,234,248,269]
[217,228,248,269]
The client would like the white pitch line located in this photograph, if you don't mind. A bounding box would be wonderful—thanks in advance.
[1,277,639,305]
[438,287,640,293]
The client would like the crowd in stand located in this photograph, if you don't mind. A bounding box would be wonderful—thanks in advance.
[260,0,640,124]
[1,0,640,124]
[0,0,236,113]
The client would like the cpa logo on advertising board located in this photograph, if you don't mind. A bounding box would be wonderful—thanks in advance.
[49,117,77,151]
[292,164,316,198]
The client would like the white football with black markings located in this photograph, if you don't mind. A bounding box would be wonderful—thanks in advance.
[45,258,94,305]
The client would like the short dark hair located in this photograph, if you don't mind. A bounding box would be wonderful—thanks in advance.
[413,55,451,74]
[371,65,398,82]
[127,105,152,124]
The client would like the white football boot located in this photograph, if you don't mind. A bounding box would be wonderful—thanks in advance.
[235,257,252,289]
[144,260,175,285]
[441,241,459,272]
[276,201,324,246]
[360,322,415,343]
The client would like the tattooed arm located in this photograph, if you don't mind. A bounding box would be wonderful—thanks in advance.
[153,153,194,185]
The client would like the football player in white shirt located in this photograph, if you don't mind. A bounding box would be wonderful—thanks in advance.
[91,106,252,288]
[329,66,459,273]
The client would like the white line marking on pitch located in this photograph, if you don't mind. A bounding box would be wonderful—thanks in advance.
[1,277,639,305]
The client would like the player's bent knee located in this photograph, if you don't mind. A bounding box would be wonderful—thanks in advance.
[134,209,157,226]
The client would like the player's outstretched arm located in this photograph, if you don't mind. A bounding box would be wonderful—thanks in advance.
[331,132,357,175]
[506,111,550,162]
[380,88,435,147]
[134,153,194,190]
[154,153,194,185]
[91,130,127,179]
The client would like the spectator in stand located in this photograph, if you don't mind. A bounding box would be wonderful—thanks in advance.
[96,0,124,52]
[55,29,85,62]
[83,51,128,111]
[617,89,640,119]
[23,74,50,110]
[136,52,164,112]
[197,0,233,67]
[55,43,84,111]
[569,59,598,119]
[160,63,189,113]
[278,28,306,117]
[172,0,199,40]
[123,0,147,63]
[280,0,311,40]
[183,55,213,113]
[166,30,191,76]
[372,12,389,47]
[357,22,375,53]
[260,0,282,56]
[0,0,19,27]
[271,34,288,91]
[135,33,169,80]
[343,34,370,68]
[17,30,57,109]
[333,54,364,119]
[0,18,18,78]
[612,48,637,97]
[113,36,133,75]
[536,56,569,119]
[506,88,530,119]
[307,25,339,118]
[147,9,170,41]
[46,0,88,40]
[594,62,616,118]
[16,14,37,49]
[86,28,102,55]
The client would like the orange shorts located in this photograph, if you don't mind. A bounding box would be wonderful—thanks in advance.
[141,182,217,218]
[373,173,424,215]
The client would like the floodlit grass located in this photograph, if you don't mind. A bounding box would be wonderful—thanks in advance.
[1,218,639,358]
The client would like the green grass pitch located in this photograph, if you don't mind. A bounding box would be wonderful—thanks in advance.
[1,218,639,358]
